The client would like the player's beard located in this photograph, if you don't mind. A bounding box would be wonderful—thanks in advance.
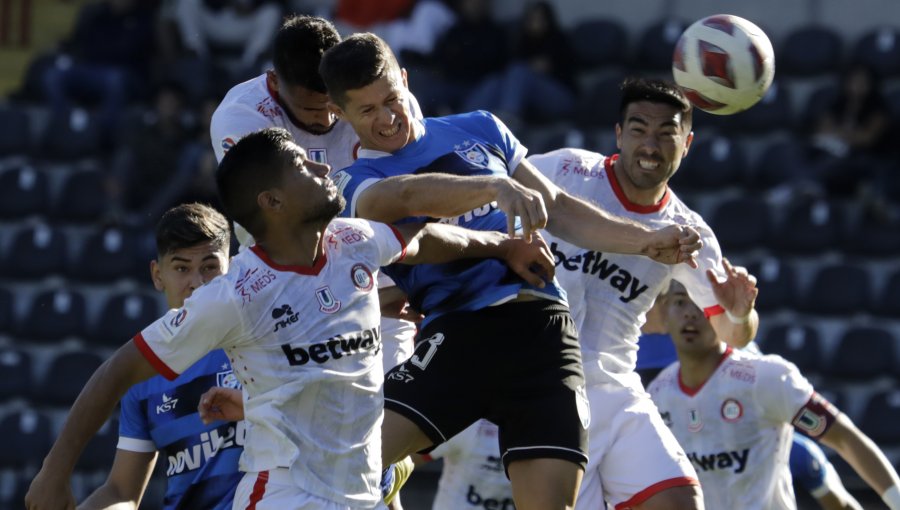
[309,194,347,224]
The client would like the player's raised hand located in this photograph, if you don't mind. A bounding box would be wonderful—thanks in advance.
[707,258,758,316]
[642,225,702,267]
[493,178,548,242]
[499,231,555,288]
[198,387,245,424]
[25,470,76,510]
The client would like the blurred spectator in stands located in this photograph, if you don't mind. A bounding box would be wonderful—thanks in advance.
[38,0,155,137]
[105,83,205,227]
[463,1,577,125]
[407,0,509,116]
[808,62,896,220]
[173,0,282,85]
[182,95,224,209]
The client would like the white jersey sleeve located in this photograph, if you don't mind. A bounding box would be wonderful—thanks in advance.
[211,100,273,163]
[357,219,407,267]
[671,222,726,316]
[135,279,243,379]
[754,355,815,425]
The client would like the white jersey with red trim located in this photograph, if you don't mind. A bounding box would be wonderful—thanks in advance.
[648,348,824,510]
[427,420,513,510]
[211,74,362,169]
[135,218,405,508]
[529,148,725,386]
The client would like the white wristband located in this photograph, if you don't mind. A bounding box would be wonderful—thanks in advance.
[725,309,751,324]
[882,485,900,510]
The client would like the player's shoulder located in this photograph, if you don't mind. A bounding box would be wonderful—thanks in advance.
[727,349,801,383]
[325,218,393,249]
[427,110,502,135]
[529,147,604,168]
[648,362,681,395]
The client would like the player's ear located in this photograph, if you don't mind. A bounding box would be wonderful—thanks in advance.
[150,259,164,292]
[266,70,278,92]
[400,67,409,89]
[327,101,344,119]
[683,131,695,156]
[614,123,623,149]
[257,189,282,213]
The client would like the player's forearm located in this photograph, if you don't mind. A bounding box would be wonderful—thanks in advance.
[546,192,654,255]
[360,174,504,223]
[825,415,900,497]
[713,310,758,348]
[78,483,139,510]
[401,223,509,265]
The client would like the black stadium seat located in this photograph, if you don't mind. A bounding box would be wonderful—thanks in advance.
[68,227,140,283]
[0,104,32,157]
[825,326,896,380]
[759,323,823,374]
[3,223,69,279]
[53,169,107,223]
[672,135,746,190]
[859,390,900,445]
[745,258,796,312]
[852,27,900,78]
[778,26,844,77]
[874,269,900,318]
[0,165,50,219]
[18,288,88,342]
[0,410,53,469]
[802,263,872,316]
[772,199,844,255]
[0,348,34,401]
[634,19,688,71]
[709,196,773,253]
[90,291,161,346]
[36,350,104,406]
[570,18,629,69]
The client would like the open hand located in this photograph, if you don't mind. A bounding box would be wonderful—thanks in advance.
[707,258,758,316]
[198,387,245,424]
[643,225,702,267]
[500,232,555,288]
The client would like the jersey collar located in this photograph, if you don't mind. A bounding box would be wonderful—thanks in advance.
[678,346,733,396]
[605,154,671,214]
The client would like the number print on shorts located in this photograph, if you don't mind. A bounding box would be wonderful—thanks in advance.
[409,333,445,370]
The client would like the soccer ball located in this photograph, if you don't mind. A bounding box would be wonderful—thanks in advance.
[672,14,775,115]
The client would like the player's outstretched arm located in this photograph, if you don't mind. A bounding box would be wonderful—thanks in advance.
[355,173,548,239]
[818,413,900,510]
[394,223,555,288]
[511,159,701,266]
[26,342,158,510]
[77,450,157,510]
[707,259,759,348]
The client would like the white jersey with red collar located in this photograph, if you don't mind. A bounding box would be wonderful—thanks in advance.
[211,74,361,169]
[529,148,726,386]
[426,420,514,510]
[648,348,835,510]
[134,218,405,508]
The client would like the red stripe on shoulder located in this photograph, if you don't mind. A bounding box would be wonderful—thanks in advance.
[133,333,179,381]
[387,224,408,262]
[246,470,269,510]
[616,476,700,509]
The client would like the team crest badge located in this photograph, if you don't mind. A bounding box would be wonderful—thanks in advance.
[221,137,235,153]
[688,408,703,432]
[316,286,341,313]
[721,398,743,422]
[307,148,327,164]
[454,141,490,168]
[350,264,374,291]
[217,369,241,389]
[170,309,187,328]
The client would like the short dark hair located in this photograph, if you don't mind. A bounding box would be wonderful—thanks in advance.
[155,203,230,258]
[619,77,693,130]
[273,15,341,94]
[216,128,294,239]
[319,33,401,107]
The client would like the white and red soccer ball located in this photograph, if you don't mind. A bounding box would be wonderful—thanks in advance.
[672,14,775,115]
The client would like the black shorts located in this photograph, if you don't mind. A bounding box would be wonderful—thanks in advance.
[384,300,588,470]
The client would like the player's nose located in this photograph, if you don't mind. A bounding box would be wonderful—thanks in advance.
[310,160,331,177]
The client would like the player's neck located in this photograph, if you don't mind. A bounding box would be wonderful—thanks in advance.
[678,342,728,389]
[256,224,326,267]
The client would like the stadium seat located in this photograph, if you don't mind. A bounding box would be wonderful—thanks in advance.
[90,290,161,346]
[722,80,792,133]
[748,138,812,190]
[0,104,32,157]
[634,19,688,71]
[796,81,839,130]
[0,348,33,401]
[852,27,900,78]
[570,18,629,69]
[840,219,900,258]
[0,164,49,219]
[574,74,625,130]
[53,169,108,223]
[772,199,844,255]
[802,263,872,316]
[825,326,896,380]
[0,286,15,335]
[2,223,69,279]
[759,323,823,374]
[671,135,747,190]
[778,26,844,77]
[744,257,796,312]
[18,288,88,342]
[39,107,104,160]
[0,410,53,469]
[68,227,140,283]
[36,350,104,406]
[708,196,773,253]
[77,418,119,471]
[859,390,900,445]
[874,269,900,318]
